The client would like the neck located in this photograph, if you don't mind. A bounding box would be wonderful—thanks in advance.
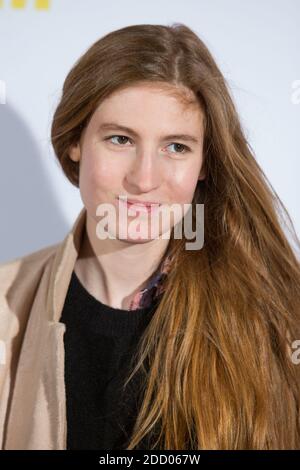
[74,212,170,309]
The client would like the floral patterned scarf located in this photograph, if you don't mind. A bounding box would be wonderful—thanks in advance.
[128,253,173,310]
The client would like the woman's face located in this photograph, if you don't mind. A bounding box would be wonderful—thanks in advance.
[69,82,206,243]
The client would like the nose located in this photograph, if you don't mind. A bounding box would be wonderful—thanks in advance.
[125,145,162,193]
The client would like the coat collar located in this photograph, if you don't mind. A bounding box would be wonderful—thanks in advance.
[46,206,87,323]
[4,207,87,450]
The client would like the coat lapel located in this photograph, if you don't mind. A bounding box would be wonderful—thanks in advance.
[4,207,87,449]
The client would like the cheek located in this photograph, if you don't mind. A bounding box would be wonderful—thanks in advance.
[167,169,200,204]
[79,151,121,204]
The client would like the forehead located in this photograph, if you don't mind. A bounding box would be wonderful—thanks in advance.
[93,82,204,129]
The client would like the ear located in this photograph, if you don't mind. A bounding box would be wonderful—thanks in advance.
[198,166,206,181]
[69,142,81,163]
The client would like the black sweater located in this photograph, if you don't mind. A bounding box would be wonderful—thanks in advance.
[60,270,161,450]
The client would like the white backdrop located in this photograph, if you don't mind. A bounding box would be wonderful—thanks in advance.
[0,0,299,263]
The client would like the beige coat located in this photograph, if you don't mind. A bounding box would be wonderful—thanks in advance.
[0,206,87,449]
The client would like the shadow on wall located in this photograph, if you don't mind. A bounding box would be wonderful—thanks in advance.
[0,103,69,264]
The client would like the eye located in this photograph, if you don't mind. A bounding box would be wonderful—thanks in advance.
[104,135,132,146]
[165,143,190,155]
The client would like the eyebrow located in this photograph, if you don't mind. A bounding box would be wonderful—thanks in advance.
[98,122,201,144]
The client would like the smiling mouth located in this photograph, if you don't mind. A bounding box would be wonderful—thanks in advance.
[117,196,161,213]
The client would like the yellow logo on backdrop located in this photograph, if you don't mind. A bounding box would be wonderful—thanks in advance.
[0,0,50,9]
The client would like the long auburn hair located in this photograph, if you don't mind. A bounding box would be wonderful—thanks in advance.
[51,23,300,449]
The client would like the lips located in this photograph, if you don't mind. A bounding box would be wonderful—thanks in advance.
[119,196,160,206]
[127,200,160,208]
[117,196,161,213]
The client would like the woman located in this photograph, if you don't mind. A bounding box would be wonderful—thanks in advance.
[1,23,300,450]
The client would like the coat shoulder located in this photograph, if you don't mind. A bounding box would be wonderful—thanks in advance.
[0,242,60,268]
[0,243,60,287]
